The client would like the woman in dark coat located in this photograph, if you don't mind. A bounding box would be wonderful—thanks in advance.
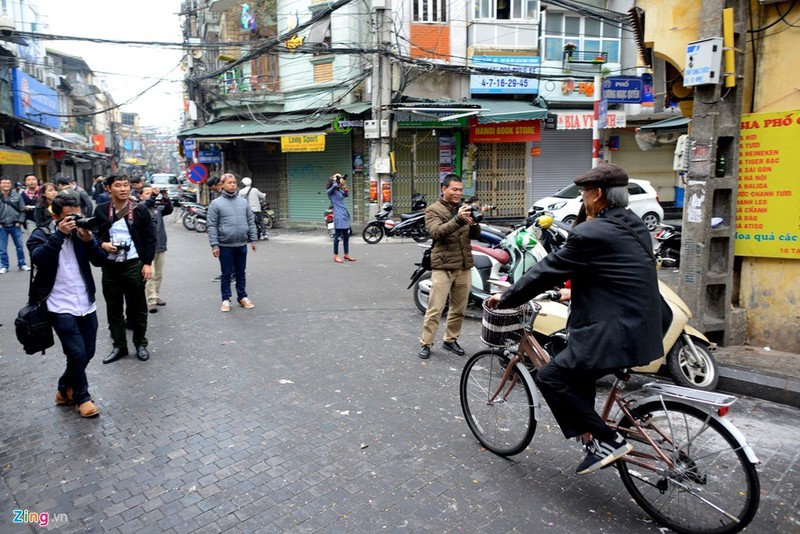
[326,173,355,263]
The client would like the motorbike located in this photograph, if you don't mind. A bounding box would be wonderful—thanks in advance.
[261,200,276,230]
[190,205,209,233]
[409,219,549,314]
[654,221,681,268]
[362,194,429,244]
[179,202,203,231]
[531,280,719,391]
[324,205,335,237]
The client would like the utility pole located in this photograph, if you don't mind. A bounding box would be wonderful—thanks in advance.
[369,2,392,216]
[678,0,747,345]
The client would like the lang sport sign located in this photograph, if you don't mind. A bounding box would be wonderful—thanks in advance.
[469,119,541,143]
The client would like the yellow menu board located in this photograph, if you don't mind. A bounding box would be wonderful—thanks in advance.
[736,110,800,259]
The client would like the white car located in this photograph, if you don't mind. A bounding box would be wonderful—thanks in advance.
[532,178,664,231]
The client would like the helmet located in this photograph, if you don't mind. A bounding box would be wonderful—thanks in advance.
[515,230,538,250]
[536,214,553,229]
[241,177,252,186]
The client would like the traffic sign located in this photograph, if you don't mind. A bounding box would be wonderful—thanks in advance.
[601,77,643,103]
[187,163,209,184]
[183,139,196,153]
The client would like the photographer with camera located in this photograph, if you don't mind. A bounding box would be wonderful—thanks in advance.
[140,185,173,313]
[417,174,482,360]
[27,194,107,417]
[325,173,355,263]
[93,174,156,364]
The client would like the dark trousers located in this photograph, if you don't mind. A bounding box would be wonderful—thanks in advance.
[102,260,148,348]
[534,359,616,441]
[333,228,350,255]
[218,245,247,302]
[50,312,98,405]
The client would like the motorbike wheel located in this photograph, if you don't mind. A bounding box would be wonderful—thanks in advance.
[194,220,207,233]
[362,223,385,244]
[183,213,196,231]
[263,213,274,229]
[661,246,680,267]
[412,227,430,243]
[666,339,719,391]
[413,271,449,315]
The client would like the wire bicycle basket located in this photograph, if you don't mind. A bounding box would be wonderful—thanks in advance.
[480,301,527,347]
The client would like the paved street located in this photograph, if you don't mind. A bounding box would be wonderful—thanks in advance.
[1,223,798,533]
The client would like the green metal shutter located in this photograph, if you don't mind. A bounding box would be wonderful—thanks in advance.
[287,134,352,221]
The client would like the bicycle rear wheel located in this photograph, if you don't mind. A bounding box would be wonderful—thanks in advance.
[617,401,759,534]
[460,349,536,457]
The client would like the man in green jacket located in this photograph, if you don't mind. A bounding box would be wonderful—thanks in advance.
[418,174,481,359]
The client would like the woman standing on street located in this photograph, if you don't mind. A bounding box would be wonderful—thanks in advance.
[33,182,59,227]
[326,173,355,264]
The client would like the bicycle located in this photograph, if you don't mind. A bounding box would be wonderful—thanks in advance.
[460,295,760,534]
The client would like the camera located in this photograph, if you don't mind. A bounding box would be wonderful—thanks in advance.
[109,241,131,263]
[66,214,101,231]
[469,205,484,224]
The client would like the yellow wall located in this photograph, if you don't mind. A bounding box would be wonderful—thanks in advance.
[639,0,800,351]
[742,2,800,351]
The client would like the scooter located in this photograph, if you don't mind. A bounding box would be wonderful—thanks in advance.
[190,205,209,233]
[409,221,548,314]
[654,221,681,268]
[362,194,429,244]
[261,200,276,229]
[324,206,335,237]
[531,280,719,391]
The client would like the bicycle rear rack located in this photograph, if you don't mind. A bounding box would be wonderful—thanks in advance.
[642,382,737,408]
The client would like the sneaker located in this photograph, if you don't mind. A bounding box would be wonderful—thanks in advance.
[211,275,235,282]
[575,433,632,475]
[442,340,465,356]
[19,264,31,271]
[221,300,231,312]
[238,297,254,309]
[0,267,7,274]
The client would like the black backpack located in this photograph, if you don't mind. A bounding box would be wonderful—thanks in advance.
[15,226,55,355]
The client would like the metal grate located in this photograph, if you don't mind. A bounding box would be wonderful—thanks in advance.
[474,143,527,218]
[392,131,442,213]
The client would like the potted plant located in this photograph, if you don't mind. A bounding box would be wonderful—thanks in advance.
[563,41,577,59]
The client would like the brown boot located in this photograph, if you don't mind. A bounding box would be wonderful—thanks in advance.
[333,256,344,263]
[76,401,100,418]
[55,387,73,405]
[344,254,357,262]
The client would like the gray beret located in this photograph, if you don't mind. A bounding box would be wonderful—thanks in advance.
[573,163,629,187]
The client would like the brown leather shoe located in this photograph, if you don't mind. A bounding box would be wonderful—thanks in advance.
[76,401,100,418]
[55,387,73,405]
[333,256,344,263]
[156,298,167,306]
[344,255,357,262]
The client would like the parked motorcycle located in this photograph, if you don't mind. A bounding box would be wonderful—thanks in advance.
[261,200,276,229]
[324,205,335,237]
[180,202,203,231]
[654,221,681,268]
[409,221,548,313]
[190,205,209,233]
[362,194,429,244]
[531,280,719,391]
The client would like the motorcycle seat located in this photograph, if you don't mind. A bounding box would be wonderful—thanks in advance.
[400,211,424,221]
[472,244,510,265]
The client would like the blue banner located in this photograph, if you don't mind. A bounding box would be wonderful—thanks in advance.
[12,69,60,129]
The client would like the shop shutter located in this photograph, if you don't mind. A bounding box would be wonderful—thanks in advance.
[474,143,527,218]
[242,142,284,215]
[287,133,352,221]
[393,131,442,213]
[530,129,592,203]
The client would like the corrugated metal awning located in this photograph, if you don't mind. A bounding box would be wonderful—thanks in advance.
[637,116,691,130]
[469,99,548,124]
[179,114,337,141]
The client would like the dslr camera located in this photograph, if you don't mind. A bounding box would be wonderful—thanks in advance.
[108,241,131,263]
[66,214,101,231]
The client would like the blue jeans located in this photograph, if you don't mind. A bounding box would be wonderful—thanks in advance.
[218,245,248,301]
[333,228,350,255]
[50,312,98,406]
[0,225,26,269]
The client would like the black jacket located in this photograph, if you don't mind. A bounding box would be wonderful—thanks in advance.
[93,201,156,266]
[26,223,107,305]
[499,207,663,370]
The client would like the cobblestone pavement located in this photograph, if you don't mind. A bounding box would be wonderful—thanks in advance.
[1,226,797,533]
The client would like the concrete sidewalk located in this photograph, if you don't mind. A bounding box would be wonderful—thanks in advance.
[714,345,800,408]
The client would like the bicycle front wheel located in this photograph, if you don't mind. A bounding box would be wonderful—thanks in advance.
[617,400,759,534]
[460,349,536,457]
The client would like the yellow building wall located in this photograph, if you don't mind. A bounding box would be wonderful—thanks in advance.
[638,0,800,351]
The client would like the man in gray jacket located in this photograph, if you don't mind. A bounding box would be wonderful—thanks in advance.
[207,172,258,312]
[0,175,31,273]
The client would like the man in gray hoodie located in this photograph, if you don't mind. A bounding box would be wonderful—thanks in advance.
[207,172,258,312]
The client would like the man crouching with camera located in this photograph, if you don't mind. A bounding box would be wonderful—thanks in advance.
[93,174,156,364]
[27,195,107,417]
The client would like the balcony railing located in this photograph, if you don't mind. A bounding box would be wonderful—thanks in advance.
[563,50,608,65]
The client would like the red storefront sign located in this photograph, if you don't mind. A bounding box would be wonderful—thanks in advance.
[469,119,541,143]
